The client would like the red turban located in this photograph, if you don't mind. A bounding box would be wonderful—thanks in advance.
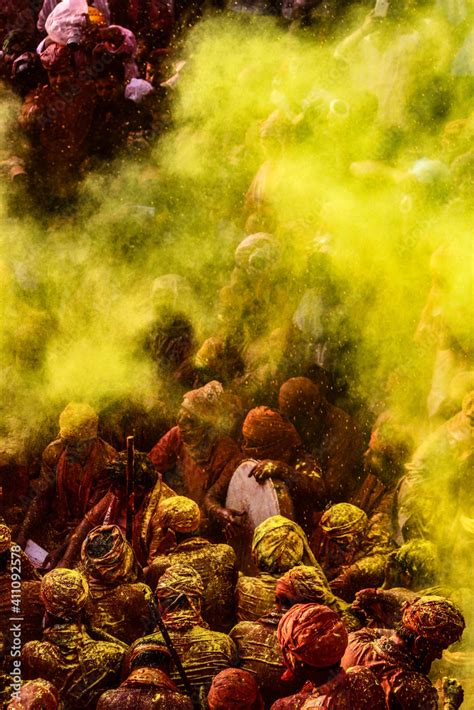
[208,668,264,709]
[181,380,224,423]
[40,43,73,74]
[278,377,324,420]
[7,679,59,709]
[402,596,465,647]
[276,564,334,607]
[242,406,301,460]
[277,603,348,680]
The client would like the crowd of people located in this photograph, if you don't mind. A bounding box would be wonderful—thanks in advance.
[0,0,473,707]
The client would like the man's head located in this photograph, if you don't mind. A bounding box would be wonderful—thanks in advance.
[106,451,157,498]
[7,679,59,709]
[252,516,315,575]
[178,381,225,451]
[364,414,414,486]
[40,43,74,92]
[399,596,465,673]
[208,668,264,709]
[384,540,440,590]
[82,524,137,585]
[319,503,368,557]
[158,496,200,535]
[40,568,89,622]
[128,639,173,675]
[59,402,98,443]
[279,377,325,424]
[277,603,348,684]
[155,564,204,618]
[275,564,334,612]
[242,406,301,462]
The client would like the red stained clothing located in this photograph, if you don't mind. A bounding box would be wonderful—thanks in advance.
[20,81,98,188]
[149,426,242,511]
[270,680,314,709]
[300,667,386,709]
[96,668,193,709]
[341,629,439,709]
[229,610,301,707]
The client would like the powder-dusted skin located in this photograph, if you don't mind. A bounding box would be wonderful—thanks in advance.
[147,537,238,632]
[21,624,127,710]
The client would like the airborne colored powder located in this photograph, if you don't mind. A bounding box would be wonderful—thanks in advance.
[0,5,473,697]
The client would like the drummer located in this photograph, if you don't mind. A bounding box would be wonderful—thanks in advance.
[222,406,327,534]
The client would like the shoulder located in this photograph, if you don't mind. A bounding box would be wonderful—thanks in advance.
[229,620,256,638]
[209,542,237,566]
[97,439,118,460]
[86,640,126,665]
[41,439,64,468]
[388,668,438,709]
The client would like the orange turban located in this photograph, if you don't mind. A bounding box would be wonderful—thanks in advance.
[277,603,348,680]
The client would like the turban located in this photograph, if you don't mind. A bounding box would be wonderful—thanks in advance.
[40,43,72,74]
[391,540,440,587]
[208,668,264,709]
[402,596,465,647]
[59,402,98,440]
[81,525,137,586]
[106,451,157,489]
[41,568,89,621]
[234,233,279,272]
[0,524,11,553]
[320,503,368,539]
[242,407,301,461]
[252,516,317,574]
[277,603,348,680]
[93,26,137,65]
[181,381,224,423]
[276,565,335,607]
[128,639,171,667]
[87,6,107,26]
[7,679,59,709]
[389,669,438,710]
[278,377,324,418]
[156,564,204,607]
[158,496,200,533]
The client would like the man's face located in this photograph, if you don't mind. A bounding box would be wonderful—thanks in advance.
[413,636,445,674]
[49,70,71,92]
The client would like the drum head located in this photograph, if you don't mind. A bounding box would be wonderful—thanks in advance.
[225,459,286,574]
[226,459,281,528]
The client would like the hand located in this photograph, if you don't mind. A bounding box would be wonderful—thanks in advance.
[442,678,464,709]
[211,506,247,540]
[250,460,290,483]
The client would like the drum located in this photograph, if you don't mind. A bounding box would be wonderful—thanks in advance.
[225,459,294,574]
